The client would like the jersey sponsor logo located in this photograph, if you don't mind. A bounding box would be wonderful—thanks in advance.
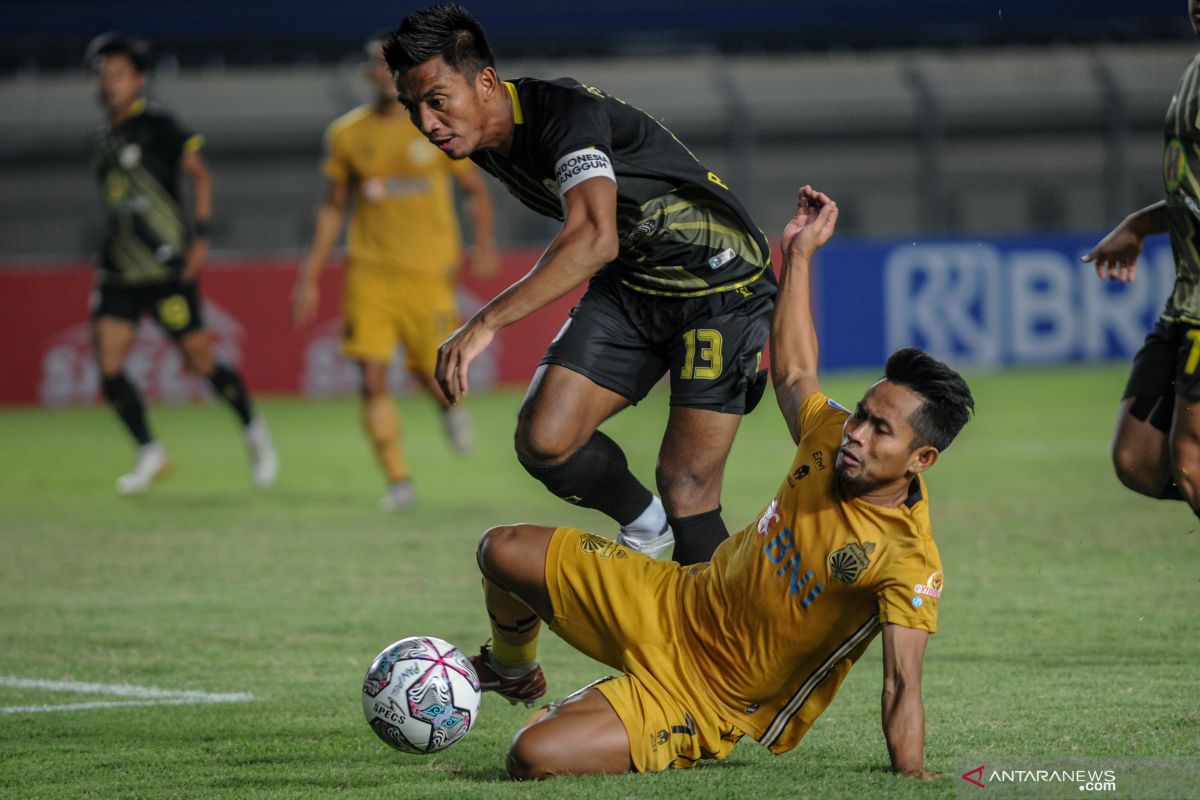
[119,143,141,169]
[627,217,658,244]
[785,464,809,488]
[707,248,736,270]
[764,527,824,605]
[912,596,924,608]
[812,451,827,471]
[827,541,876,585]
[554,148,616,194]
[1165,138,1186,192]
[915,571,943,599]
[361,176,432,202]
[756,498,781,537]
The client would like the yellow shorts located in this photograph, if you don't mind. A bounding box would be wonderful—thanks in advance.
[342,265,459,373]
[544,527,744,773]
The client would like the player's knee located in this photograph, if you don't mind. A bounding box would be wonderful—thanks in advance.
[476,525,525,583]
[514,416,577,467]
[505,723,561,780]
[656,462,719,512]
[1111,442,1156,494]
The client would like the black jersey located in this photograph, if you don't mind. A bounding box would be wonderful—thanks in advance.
[471,78,774,298]
[92,100,202,287]
[1162,54,1200,323]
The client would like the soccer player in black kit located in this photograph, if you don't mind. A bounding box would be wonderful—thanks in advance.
[87,34,277,494]
[385,5,777,565]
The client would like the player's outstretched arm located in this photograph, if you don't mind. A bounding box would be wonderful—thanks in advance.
[881,623,935,779]
[435,176,619,402]
[772,186,839,445]
[1081,200,1167,284]
[292,178,349,328]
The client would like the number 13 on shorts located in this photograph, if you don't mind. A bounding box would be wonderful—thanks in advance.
[681,328,723,380]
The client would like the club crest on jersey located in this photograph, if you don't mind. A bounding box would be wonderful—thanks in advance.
[1165,138,1186,192]
[828,541,876,584]
[756,498,781,537]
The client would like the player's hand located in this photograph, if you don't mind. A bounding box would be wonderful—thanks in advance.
[1081,223,1143,283]
[291,278,319,328]
[436,318,496,403]
[182,239,208,283]
[468,242,500,278]
[782,185,839,263]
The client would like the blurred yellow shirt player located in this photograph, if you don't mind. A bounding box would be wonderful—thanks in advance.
[293,31,496,511]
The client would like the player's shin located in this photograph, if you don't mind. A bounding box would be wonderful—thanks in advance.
[361,394,409,483]
[102,372,153,445]
[520,431,653,525]
[207,363,254,426]
[484,578,541,672]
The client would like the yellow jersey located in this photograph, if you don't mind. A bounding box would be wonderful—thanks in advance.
[321,106,473,276]
[679,391,943,755]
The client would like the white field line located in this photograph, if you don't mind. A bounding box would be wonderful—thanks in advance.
[0,676,256,715]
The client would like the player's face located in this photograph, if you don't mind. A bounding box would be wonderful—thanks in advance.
[363,42,395,104]
[835,380,933,497]
[1191,0,1200,36]
[394,56,490,159]
[96,54,145,116]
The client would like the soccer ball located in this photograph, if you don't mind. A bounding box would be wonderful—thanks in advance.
[361,636,481,754]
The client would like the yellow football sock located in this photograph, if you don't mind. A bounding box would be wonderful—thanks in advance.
[361,394,408,483]
[484,579,541,668]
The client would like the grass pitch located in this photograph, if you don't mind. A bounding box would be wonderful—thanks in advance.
[1,364,1197,799]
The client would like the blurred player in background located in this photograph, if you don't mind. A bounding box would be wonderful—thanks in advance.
[293,31,497,511]
[466,187,973,778]
[1082,0,1200,518]
[87,33,277,495]
[385,4,776,562]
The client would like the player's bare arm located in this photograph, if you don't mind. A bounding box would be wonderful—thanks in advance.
[180,148,212,282]
[772,186,839,444]
[881,623,934,779]
[1082,200,1168,284]
[435,175,619,402]
[454,166,499,278]
[292,177,350,327]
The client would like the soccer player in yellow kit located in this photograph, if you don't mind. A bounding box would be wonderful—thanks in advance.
[293,32,496,510]
[466,187,974,779]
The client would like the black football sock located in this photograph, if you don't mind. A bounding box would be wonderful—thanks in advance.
[101,373,153,446]
[670,506,728,566]
[207,364,254,426]
[520,430,653,525]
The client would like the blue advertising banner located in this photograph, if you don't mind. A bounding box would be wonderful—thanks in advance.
[814,234,1176,370]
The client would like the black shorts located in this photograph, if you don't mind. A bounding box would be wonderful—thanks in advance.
[1122,317,1200,432]
[542,276,774,414]
[90,279,205,339]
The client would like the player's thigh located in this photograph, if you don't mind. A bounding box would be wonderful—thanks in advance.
[509,686,632,778]
[536,279,666,405]
[396,274,458,378]
[91,315,137,376]
[1168,328,1200,483]
[544,528,679,670]
[342,268,399,363]
[516,364,631,460]
[1112,319,1178,489]
[477,524,556,621]
[666,287,771,415]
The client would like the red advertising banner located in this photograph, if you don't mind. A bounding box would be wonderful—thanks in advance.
[0,249,580,406]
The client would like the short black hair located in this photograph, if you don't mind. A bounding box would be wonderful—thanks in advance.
[85,32,151,74]
[382,3,494,78]
[884,347,974,452]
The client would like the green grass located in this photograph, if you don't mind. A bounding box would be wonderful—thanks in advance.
[1,364,1198,799]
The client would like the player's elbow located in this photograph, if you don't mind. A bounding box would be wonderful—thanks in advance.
[589,227,620,266]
